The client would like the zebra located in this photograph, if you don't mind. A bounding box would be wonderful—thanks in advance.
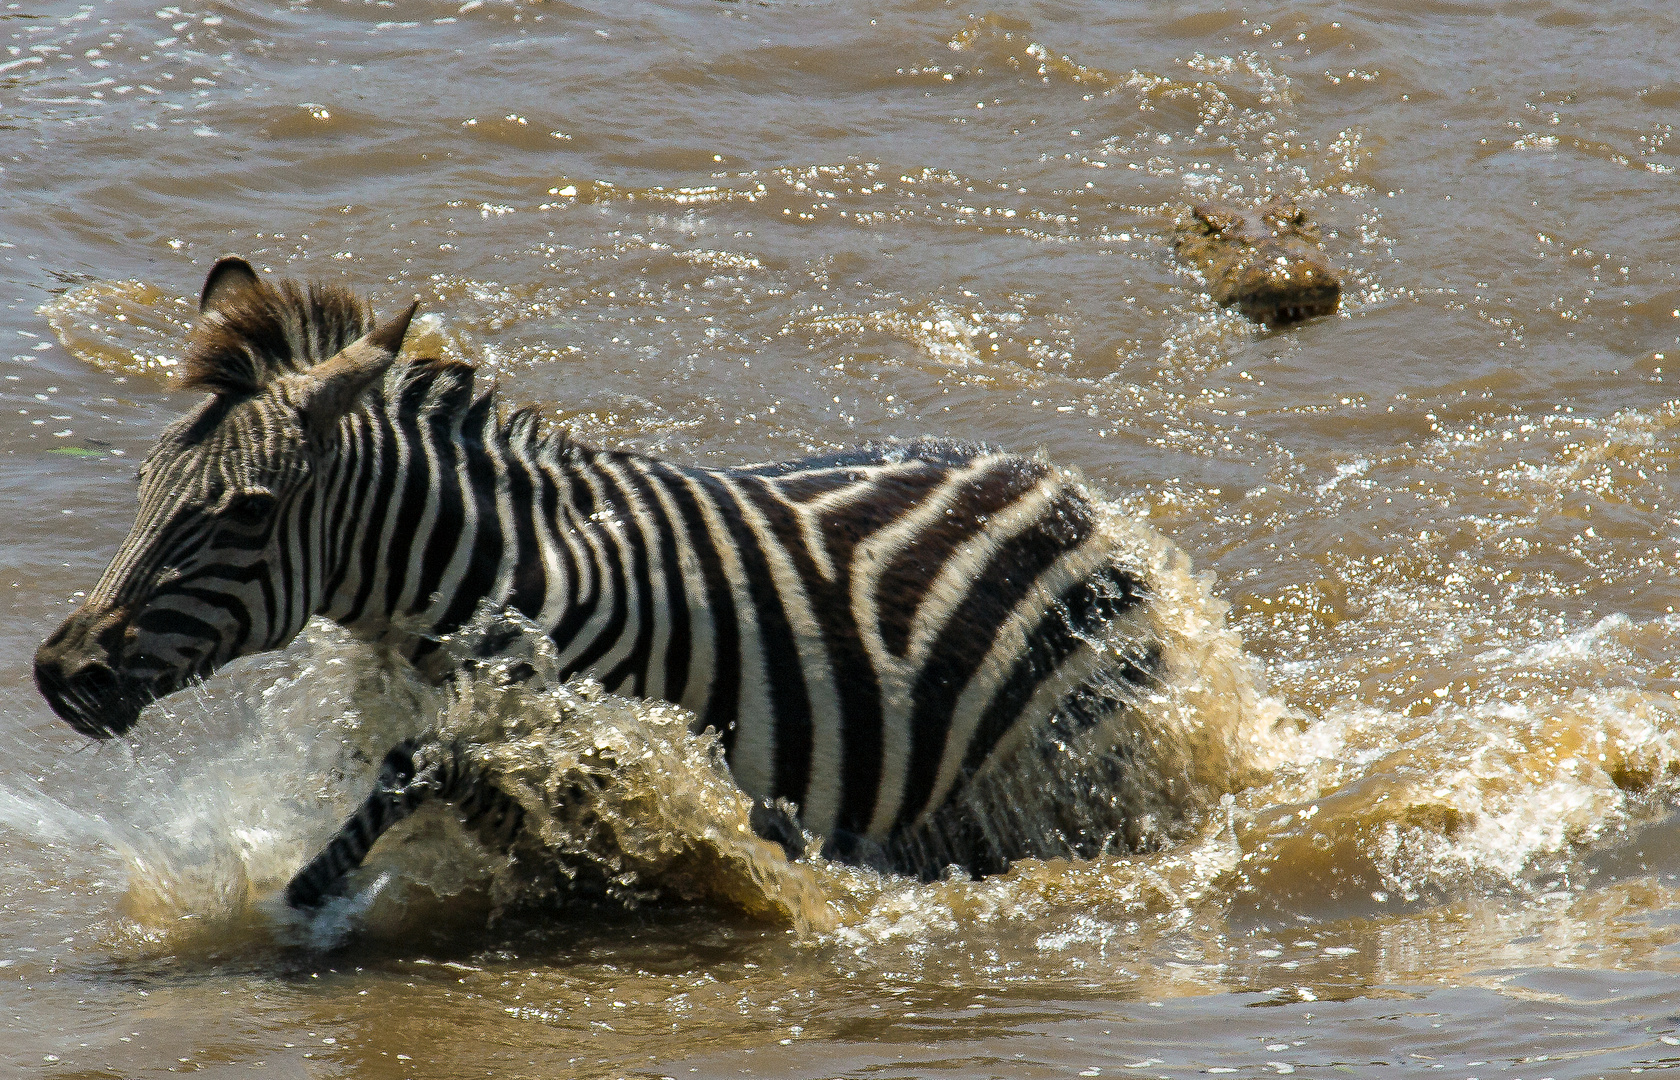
[36,257,1174,903]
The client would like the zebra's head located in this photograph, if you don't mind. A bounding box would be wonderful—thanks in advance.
[35,257,415,738]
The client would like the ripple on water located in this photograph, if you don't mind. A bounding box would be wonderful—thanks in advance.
[39,280,196,381]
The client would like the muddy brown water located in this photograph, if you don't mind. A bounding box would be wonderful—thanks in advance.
[4,0,1680,1076]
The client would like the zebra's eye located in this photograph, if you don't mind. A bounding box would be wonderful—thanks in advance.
[221,491,276,530]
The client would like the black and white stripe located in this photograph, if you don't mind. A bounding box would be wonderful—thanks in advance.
[36,260,1167,893]
[323,411,1160,850]
[283,735,527,910]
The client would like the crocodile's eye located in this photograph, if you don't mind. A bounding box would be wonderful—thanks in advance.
[221,491,276,531]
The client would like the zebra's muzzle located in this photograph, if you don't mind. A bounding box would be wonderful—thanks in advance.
[34,607,152,739]
[33,653,148,739]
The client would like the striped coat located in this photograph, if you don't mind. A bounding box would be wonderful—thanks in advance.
[36,258,1166,890]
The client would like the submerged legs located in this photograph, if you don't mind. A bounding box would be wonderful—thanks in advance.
[284,736,525,909]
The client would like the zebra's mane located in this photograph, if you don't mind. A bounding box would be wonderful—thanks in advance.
[499,400,579,461]
[182,277,374,396]
[180,270,582,462]
[386,340,581,465]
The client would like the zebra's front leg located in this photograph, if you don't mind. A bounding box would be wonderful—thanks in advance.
[284,737,524,909]
[284,738,438,909]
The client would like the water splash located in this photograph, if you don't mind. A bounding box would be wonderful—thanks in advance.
[51,489,1282,951]
[394,641,840,934]
[44,481,1674,965]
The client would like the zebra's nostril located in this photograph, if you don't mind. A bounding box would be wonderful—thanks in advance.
[33,656,69,706]
[78,660,119,693]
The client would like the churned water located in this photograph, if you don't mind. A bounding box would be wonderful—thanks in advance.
[3,0,1680,1076]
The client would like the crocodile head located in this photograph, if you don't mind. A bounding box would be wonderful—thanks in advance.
[1174,203,1342,327]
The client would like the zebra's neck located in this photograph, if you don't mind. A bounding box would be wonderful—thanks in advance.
[312,379,691,696]
[316,374,520,661]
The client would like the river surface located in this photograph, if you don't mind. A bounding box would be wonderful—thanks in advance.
[4,0,1680,1076]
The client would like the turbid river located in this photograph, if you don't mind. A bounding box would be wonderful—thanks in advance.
[3,0,1679,1076]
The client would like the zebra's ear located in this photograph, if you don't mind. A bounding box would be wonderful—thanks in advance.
[199,256,262,315]
[294,301,418,450]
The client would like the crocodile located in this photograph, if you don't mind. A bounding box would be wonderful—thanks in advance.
[1172,203,1341,326]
